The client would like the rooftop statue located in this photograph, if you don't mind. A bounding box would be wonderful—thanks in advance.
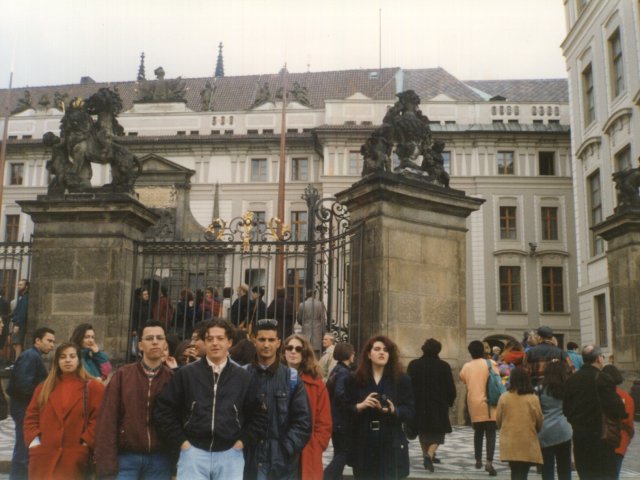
[43,88,141,195]
[613,161,640,210]
[136,66,187,103]
[251,82,272,109]
[360,89,449,188]
[289,82,311,107]
[12,90,33,114]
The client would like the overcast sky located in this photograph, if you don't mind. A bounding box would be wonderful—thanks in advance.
[0,0,568,89]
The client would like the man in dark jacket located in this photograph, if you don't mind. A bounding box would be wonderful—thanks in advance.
[155,319,266,479]
[524,325,574,386]
[266,288,295,339]
[563,345,626,480]
[244,318,311,480]
[324,342,355,480]
[7,326,55,480]
[95,321,174,478]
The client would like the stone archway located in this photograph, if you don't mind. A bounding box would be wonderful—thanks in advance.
[483,333,518,351]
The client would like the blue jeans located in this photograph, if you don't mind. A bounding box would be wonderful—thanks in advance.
[117,452,172,480]
[177,445,244,480]
[9,401,27,480]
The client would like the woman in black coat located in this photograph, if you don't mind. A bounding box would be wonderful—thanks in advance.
[345,335,415,480]
[407,338,456,472]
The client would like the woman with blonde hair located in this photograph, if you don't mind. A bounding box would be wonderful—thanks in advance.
[24,342,105,479]
[283,334,332,480]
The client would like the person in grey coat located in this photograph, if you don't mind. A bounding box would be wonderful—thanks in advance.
[298,289,326,353]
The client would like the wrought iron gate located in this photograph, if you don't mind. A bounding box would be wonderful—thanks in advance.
[130,185,364,354]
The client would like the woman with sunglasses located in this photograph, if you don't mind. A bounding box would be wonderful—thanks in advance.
[345,335,415,480]
[23,342,105,479]
[283,334,332,480]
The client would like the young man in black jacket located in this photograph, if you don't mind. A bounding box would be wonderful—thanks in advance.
[155,319,266,479]
[244,318,311,480]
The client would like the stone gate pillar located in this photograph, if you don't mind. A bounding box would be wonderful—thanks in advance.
[336,173,484,367]
[337,173,483,425]
[19,193,158,363]
[593,209,640,381]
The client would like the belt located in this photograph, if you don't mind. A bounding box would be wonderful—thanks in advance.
[369,420,380,431]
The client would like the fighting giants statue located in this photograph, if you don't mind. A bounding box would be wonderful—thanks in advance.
[613,160,640,210]
[43,88,141,194]
[360,89,450,188]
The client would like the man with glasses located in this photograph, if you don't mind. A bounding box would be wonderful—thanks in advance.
[95,321,174,479]
[155,318,267,479]
[563,345,626,479]
[244,318,311,480]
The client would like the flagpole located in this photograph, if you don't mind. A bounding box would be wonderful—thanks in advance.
[0,69,14,220]
[275,65,288,289]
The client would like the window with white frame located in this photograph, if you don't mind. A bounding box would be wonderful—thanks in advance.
[251,159,267,182]
[497,151,514,175]
[582,64,595,126]
[499,266,522,312]
[587,170,604,255]
[499,206,517,240]
[541,207,559,241]
[542,266,564,312]
[9,163,24,185]
[609,29,625,98]
[348,151,362,175]
[292,158,308,181]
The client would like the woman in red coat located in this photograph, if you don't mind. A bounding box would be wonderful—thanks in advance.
[284,334,332,480]
[24,342,105,480]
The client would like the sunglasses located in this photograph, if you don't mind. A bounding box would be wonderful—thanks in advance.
[285,345,303,353]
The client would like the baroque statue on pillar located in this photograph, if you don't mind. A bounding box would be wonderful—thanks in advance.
[43,88,141,195]
[360,89,450,188]
[612,161,640,210]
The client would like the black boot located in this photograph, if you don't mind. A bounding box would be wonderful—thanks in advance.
[423,455,434,472]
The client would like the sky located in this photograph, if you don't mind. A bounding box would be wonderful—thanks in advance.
[0,0,569,89]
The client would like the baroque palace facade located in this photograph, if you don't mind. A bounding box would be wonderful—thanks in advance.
[562,0,640,352]
[0,63,580,347]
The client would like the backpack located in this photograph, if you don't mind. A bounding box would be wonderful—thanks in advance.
[486,359,506,406]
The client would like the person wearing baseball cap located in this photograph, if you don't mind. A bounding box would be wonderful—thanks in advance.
[523,326,574,386]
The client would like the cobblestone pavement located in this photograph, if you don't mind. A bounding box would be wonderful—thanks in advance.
[0,417,636,479]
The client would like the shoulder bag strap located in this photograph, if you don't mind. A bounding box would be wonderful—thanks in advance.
[82,380,90,434]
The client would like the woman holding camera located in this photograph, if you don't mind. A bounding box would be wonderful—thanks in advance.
[346,335,415,480]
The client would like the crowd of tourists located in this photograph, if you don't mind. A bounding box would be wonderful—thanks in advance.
[3,300,639,480]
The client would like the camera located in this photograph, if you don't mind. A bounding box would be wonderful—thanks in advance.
[373,393,389,409]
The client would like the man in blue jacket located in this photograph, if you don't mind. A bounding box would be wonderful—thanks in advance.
[244,318,311,480]
[7,326,55,480]
[155,318,267,479]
